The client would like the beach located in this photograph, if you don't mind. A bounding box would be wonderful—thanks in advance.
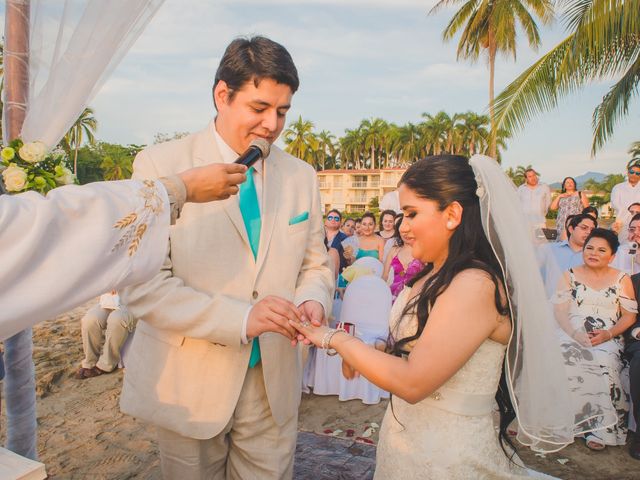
[1,301,638,479]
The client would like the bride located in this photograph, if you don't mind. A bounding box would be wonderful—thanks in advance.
[291,154,586,478]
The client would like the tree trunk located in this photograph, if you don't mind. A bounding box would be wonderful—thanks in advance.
[489,31,497,160]
[4,0,29,141]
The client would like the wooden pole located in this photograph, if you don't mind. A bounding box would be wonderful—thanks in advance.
[4,0,30,141]
[3,0,36,462]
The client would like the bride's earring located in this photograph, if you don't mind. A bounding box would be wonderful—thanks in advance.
[446,221,455,230]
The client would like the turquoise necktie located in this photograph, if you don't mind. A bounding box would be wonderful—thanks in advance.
[239,167,262,368]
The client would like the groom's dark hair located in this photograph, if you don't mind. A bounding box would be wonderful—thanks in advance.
[213,36,299,109]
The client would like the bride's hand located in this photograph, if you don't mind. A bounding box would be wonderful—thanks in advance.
[289,318,332,348]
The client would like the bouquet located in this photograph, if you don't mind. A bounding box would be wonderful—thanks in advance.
[1,139,76,194]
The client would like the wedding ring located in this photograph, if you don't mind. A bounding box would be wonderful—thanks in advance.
[301,320,311,327]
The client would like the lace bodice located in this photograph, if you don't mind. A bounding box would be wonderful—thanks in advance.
[375,288,534,479]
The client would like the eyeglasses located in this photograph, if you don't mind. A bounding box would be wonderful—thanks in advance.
[628,170,640,176]
[327,215,340,221]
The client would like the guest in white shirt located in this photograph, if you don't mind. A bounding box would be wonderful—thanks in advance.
[611,159,640,241]
[76,290,136,379]
[612,214,640,275]
[517,168,551,234]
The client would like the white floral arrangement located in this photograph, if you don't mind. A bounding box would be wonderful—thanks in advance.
[1,139,76,194]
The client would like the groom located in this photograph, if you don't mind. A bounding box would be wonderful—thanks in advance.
[120,36,333,479]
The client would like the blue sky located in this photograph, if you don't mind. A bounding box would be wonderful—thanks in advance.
[4,0,639,183]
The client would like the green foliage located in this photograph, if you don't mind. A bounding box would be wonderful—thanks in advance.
[284,110,509,170]
[494,0,640,154]
[75,145,105,184]
[583,173,625,202]
[98,142,135,180]
[504,164,532,186]
[430,0,554,157]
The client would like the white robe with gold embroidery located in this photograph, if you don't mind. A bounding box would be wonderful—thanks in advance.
[0,179,169,340]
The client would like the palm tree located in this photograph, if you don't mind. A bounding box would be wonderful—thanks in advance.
[494,0,640,154]
[430,0,554,158]
[315,130,337,170]
[421,111,454,155]
[360,118,387,169]
[340,127,366,170]
[458,111,490,155]
[63,107,98,174]
[101,154,133,180]
[397,123,423,165]
[283,116,319,168]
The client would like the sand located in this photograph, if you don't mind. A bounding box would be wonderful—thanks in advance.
[1,301,639,479]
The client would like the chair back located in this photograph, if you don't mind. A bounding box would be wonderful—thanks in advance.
[352,257,384,277]
[340,276,391,336]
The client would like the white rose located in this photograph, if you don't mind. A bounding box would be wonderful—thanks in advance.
[2,164,28,192]
[56,167,76,186]
[19,141,47,163]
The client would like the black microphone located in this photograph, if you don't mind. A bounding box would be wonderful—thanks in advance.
[234,138,271,168]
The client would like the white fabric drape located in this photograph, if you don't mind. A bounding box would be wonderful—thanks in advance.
[13,0,164,147]
[1,0,165,461]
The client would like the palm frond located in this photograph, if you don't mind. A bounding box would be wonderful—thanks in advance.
[591,55,640,153]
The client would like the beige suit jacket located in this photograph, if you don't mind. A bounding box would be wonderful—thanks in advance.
[120,121,333,439]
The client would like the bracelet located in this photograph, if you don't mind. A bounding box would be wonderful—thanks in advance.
[321,328,345,356]
[606,330,613,340]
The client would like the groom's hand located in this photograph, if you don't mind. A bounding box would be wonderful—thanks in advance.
[295,300,326,345]
[178,163,247,203]
[247,296,302,340]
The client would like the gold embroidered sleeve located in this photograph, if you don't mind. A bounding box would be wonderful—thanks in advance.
[159,175,187,225]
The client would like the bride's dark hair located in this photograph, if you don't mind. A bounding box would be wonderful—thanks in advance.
[388,154,516,458]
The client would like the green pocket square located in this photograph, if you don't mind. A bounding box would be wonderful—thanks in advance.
[289,211,309,225]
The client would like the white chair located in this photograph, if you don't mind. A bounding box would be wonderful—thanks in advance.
[337,275,392,404]
[353,257,384,277]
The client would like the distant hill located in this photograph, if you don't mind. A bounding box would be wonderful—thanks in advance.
[549,171,608,190]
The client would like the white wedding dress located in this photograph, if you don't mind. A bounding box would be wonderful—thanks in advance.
[374,287,543,479]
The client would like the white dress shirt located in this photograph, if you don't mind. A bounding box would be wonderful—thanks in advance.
[611,181,640,240]
[517,183,551,228]
[213,128,265,344]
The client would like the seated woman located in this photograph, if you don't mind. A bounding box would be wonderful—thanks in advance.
[383,214,423,302]
[553,228,637,450]
[343,211,385,263]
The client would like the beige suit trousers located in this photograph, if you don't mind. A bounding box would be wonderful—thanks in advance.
[80,304,135,372]
[157,363,297,480]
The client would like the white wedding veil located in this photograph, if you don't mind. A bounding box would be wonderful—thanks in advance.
[469,154,616,452]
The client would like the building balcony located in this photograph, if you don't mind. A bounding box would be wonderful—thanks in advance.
[318,182,329,189]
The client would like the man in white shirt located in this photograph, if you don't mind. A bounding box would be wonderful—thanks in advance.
[75,291,136,379]
[611,160,640,241]
[517,168,551,235]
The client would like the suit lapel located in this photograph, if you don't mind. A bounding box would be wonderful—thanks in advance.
[194,122,251,249]
[256,155,281,273]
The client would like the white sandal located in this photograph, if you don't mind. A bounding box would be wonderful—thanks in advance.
[585,433,605,451]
